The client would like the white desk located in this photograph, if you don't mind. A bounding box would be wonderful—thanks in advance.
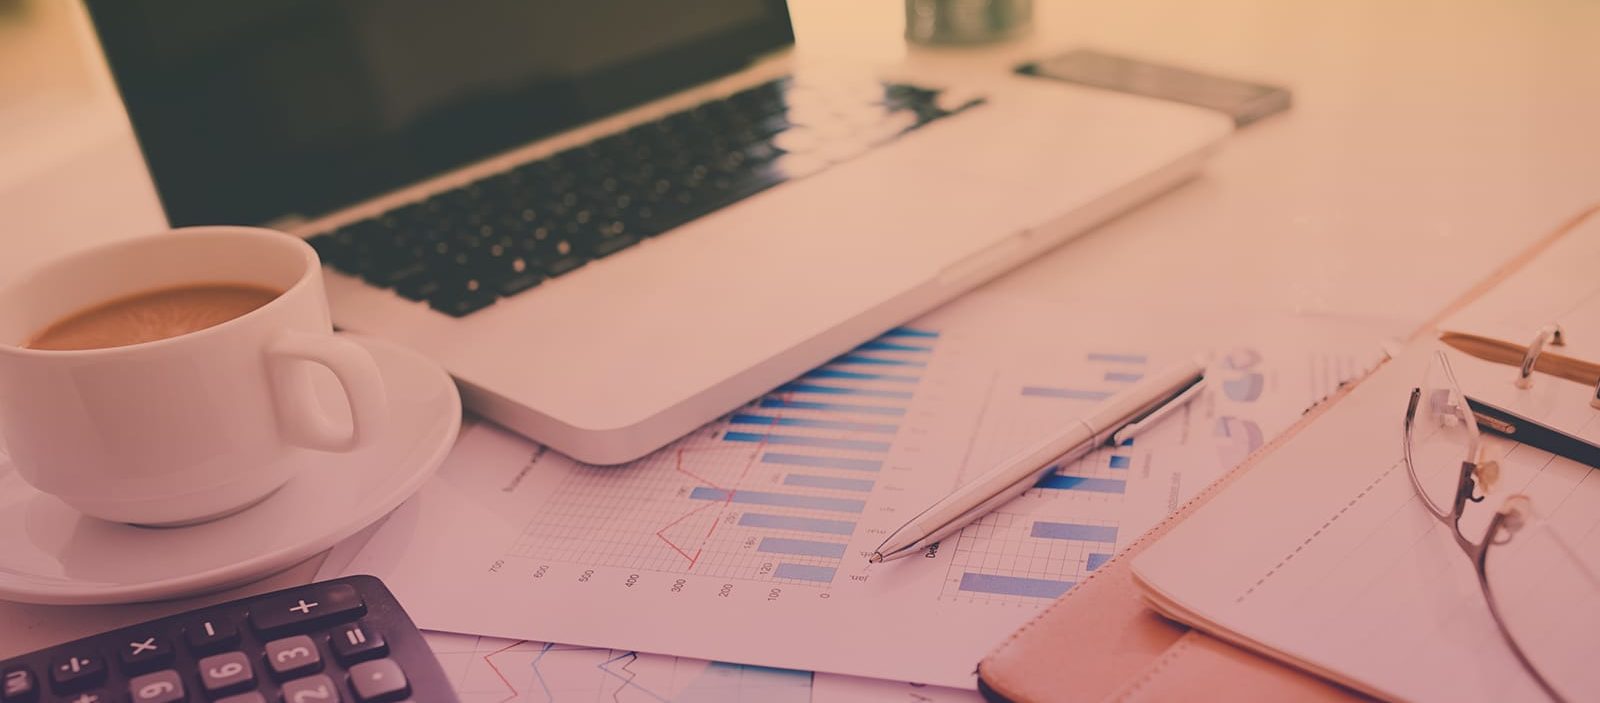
[4,0,1600,660]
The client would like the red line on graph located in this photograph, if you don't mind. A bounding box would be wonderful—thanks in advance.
[653,500,715,568]
[651,394,789,569]
[483,640,525,703]
[672,445,728,491]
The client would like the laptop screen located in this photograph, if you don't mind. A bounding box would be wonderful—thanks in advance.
[86,0,794,227]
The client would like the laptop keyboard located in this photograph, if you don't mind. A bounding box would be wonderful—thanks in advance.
[307,76,983,317]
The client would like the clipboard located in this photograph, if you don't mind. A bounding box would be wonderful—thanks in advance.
[976,203,1600,702]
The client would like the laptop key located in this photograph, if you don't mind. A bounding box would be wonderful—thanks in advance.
[427,288,498,317]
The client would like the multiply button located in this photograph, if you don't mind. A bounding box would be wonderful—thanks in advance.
[249,583,364,637]
[1,667,37,702]
[117,633,175,674]
[48,652,105,692]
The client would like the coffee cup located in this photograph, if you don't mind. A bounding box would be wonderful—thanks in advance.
[0,227,388,526]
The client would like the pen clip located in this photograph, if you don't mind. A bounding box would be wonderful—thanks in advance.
[1111,377,1208,447]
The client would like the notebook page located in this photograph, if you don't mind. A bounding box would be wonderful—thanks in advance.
[1133,276,1600,700]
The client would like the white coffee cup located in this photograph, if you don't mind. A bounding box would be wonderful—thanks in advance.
[0,227,387,526]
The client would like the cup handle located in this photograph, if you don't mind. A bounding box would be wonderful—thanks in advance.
[266,331,388,452]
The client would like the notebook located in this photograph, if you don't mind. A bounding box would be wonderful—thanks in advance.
[1129,212,1600,701]
[977,204,1599,703]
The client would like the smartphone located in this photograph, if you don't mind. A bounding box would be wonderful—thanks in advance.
[1018,49,1291,127]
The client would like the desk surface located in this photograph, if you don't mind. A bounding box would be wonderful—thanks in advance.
[4,0,1600,658]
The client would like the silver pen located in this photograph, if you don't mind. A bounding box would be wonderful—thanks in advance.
[869,359,1207,563]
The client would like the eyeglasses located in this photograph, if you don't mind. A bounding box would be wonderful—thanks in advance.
[1403,350,1600,702]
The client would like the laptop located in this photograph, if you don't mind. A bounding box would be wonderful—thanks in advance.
[85,1,1230,464]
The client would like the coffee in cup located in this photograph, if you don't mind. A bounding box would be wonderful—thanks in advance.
[25,282,283,351]
[0,227,388,526]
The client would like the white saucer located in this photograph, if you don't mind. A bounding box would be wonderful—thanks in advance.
[0,334,460,605]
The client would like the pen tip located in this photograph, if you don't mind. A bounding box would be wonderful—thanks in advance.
[868,552,884,564]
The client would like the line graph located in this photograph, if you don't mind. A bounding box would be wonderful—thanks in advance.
[432,633,816,703]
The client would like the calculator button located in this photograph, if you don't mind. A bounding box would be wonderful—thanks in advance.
[1,667,37,702]
[48,652,105,692]
[250,583,365,637]
[281,674,341,703]
[128,670,184,703]
[329,622,387,665]
[118,633,176,674]
[348,659,408,702]
[264,635,323,680]
[198,651,256,696]
[62,691,110,703]
[215,694,267,703]
[183,614,241,654]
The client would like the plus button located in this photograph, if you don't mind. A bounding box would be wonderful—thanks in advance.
[289,599,319,615]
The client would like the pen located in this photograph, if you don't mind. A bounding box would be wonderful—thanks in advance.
[1438,330,1600,467]
[870,360,1208,563]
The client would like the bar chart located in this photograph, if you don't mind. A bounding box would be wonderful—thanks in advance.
[935,351,1152,601]
[510,326,941,587]
[941,512,1120,601]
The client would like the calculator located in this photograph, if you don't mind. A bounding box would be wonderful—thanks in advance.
[0,575,457,703]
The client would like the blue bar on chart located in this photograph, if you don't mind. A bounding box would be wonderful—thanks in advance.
[1030,522,1119,542]
[783,474,874,492]
[722,432,891,453]
[882,327,939,338]
[761,453,882,472]
[958,573,1073,598]
[829,354,926,368]
[757,398,906,416]
[690,487,866,513]
[856,340,933,353]
[774,563,837,583]
[1034,475,1127,494]
[1087,352,1148,364]
[1086,553,1113,571]
[777,383,914,400]
[730,415,898,435]
[804,368,919,383]
[1020,386,1112,401]
[1108,455,1131,469]
[758,538,848,559]
[1104,371,1144,383]
[739,513,856,536]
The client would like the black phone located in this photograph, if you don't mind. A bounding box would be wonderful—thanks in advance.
[1018,49,1292,127]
